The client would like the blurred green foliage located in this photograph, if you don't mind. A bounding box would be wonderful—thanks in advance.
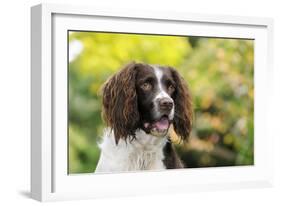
[68,31,254,173]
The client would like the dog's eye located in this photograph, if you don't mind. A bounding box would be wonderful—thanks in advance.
[141,82,152,91]
[168,84,175,92]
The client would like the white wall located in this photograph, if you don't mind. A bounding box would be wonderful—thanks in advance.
[0,0,280,205]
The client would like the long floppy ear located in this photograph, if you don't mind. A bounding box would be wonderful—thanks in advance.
[170,68,193,141]
[101,62,139,144]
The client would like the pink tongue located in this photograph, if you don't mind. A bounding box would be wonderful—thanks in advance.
[154,118,169,130]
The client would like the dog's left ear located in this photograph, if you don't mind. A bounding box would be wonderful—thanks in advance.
[101,62,140,144]
[170,67,193,141]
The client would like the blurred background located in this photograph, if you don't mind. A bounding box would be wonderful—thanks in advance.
[68,31,254,174]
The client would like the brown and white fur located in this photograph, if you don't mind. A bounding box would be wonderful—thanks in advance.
[95,62,192,173]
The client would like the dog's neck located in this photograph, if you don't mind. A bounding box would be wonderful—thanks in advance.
[95,129,168,173]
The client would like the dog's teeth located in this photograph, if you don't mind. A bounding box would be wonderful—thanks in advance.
[144,123,150,128]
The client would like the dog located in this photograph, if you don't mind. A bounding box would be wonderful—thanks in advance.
[95,62,192,173]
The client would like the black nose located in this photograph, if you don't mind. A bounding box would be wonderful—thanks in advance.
[158,97,174,111]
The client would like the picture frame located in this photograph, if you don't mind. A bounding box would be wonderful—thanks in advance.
[31,3,274,202]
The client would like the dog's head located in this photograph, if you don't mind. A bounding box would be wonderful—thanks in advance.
[102,62,192,144]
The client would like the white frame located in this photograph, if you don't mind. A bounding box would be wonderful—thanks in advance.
[31,3,274,202]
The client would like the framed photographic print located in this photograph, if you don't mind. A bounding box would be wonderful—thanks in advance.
[31,3,274,201]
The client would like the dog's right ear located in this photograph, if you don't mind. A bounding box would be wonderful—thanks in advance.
[170,67,193,141]
[101,62,140,144]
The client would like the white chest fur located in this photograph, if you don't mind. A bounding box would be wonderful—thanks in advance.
[95,129,167,173]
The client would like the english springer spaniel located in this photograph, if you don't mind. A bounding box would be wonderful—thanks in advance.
[95,62,192,173]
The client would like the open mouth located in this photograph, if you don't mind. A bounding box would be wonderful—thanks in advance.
[143,115,171,137]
